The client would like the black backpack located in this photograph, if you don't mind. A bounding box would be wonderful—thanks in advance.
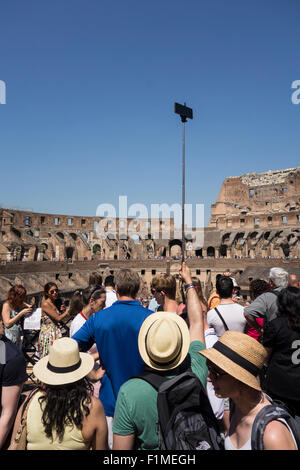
[251,402,300,450]
[134,368,224,451]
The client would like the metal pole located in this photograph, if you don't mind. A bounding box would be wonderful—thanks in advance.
[182,113,185,263]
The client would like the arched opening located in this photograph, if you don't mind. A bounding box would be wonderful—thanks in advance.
[235,232,245,241]
[281,243,290,258]
[169,239,182,258]
[12,228,21,238]
[219,245,227,257]
[41,243,48,253]
[33,247,39,261]
[70,233,77,241]
[207,246,215,258]
[66,247,74,259]
[222,233,230,243]
[195,248,203,257]
[57,232,64,239]
[93,244,101,255]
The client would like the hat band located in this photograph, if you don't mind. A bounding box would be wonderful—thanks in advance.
[145,324,182,367]
[213,342,259,377]
[46,358,82,374]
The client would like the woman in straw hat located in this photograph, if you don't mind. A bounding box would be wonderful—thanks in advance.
[199,331,297,450]
[10,337,108,450]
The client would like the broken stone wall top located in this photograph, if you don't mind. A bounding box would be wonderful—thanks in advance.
[209,166,300,229]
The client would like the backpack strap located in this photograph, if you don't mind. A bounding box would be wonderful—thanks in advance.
[0,339,6,365]
[214,307,229,331]
[131,371,168,391]
[0,338,6,382]
[251,404,300,450]
[270,290,280,297]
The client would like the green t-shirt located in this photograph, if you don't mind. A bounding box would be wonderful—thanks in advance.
[112,341,208,450]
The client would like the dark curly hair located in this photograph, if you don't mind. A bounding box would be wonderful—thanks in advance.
[38,377,93,442]
[277,286,300,333]
[249,279,271,300]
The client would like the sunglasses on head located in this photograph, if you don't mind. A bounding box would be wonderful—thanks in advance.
[90,284,103,296]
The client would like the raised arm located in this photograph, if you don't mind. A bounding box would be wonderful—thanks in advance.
[179,262,204,344]
[2,302,32,329]
[42,299,69,323]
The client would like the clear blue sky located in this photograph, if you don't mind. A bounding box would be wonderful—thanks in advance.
[0,0,299,226]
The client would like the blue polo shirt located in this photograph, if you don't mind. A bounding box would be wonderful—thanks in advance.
[72,300,152,416]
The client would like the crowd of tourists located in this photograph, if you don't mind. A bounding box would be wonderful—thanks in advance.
[0,265,300,451]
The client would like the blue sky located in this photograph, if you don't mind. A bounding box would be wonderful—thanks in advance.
[0,0,299,226]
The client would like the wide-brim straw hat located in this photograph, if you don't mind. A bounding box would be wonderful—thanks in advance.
[33,337,94,386]
[138,311,190,371]
[199,330,267,391]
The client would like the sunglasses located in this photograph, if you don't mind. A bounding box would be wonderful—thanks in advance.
[207,364,228,379]
[49,289,58,294]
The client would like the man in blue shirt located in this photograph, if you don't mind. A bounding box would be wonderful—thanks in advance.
[72,268,152,446]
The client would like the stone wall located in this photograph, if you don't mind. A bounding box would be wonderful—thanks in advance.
[209,167,300,231]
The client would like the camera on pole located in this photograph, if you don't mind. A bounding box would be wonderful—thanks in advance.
[174,102,193,263]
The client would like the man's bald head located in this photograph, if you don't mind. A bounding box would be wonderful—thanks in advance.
[288,274,300,288]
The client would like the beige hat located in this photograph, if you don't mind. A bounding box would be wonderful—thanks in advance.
[138,311,190,371]
[33,337,94,386]
[199,331,267,391]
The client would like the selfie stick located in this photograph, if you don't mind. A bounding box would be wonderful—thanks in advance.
[174,102,193,263]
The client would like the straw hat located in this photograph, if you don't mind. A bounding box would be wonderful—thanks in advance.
[33,337,94,386]
[199,330,267,391]
[138,311,190,371]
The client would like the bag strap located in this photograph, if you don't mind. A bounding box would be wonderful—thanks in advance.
[131,371,168,391]
[270,290,280,297]
[251,404,300,450]
[0,339,6,365]
[12,388,39,447]
[20,388,39,419]
[0,339,6,382]
[214,307,229,331]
